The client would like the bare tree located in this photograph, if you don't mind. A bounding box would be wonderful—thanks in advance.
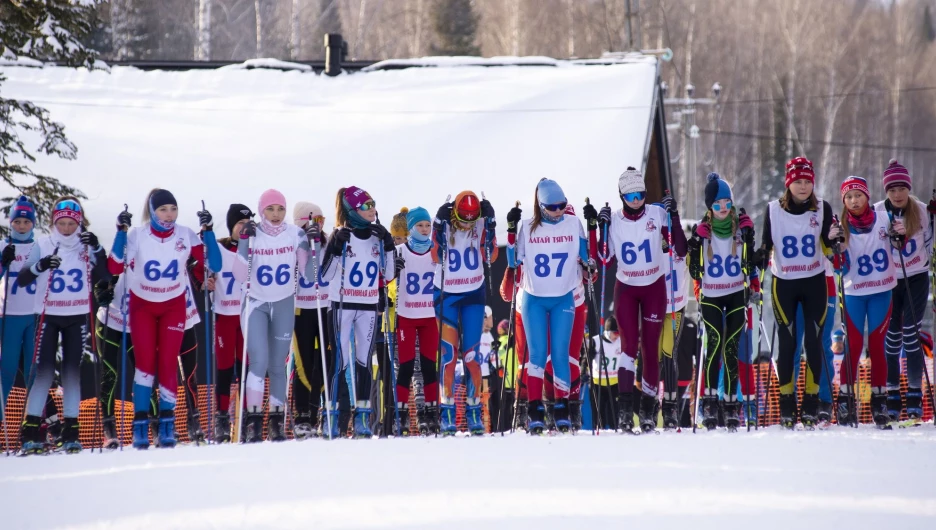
[196,0,212,60]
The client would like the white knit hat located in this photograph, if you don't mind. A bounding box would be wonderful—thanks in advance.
[618,167,645,196]
[293,201,323,226]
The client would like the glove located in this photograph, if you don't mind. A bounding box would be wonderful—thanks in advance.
[687,235,702,253]
[739,212,754,234]
[436,202,453,222]
[305,222,322,245]
[240,220,257,239]
[928,197,936,216]
[333,227,352,245]
[117,210,132,231]
[827,222,843,242]
[749,290,762,306]
[79,231,99,248]
[506,205,522,234]
[394,252,406,279]
[583,202,598,230]
[1,244,15,268]
[753,248,768,270]
[480,199,495,220]
[661,193,677,214]
[36,254,62,273]
[598,205,612,227]
[377,286,387,314]
[197,209,214,230]
[370,224,395,252]
[694,222,711,240]
[94,280,115,306]
[585,257,597,273]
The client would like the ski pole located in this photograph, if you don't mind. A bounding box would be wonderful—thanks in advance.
[481,192,494,300]
[81,228,104,452]
[891,210,936,424]
[177,354,201,446]
[200,200,214,443]
[831,215,857,428]
[1,262,10,455]
[595,205,617,431]
[496,209,519,435]
[116,204,130,449]
[379,242,401,436]
[236,236,254,443]
[738,208,755,432]
[434,195,451,436]
[310,234,333,439]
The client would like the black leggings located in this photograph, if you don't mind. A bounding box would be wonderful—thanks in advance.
[772,273,828,395]
[886,272,928,389]
[26,314,86,419]
[701,291,746,398]
[293,307,332,417]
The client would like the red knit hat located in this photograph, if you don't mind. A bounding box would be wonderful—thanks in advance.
[785,157,815,188]
[840,176,869,202]
[882,158,911,191]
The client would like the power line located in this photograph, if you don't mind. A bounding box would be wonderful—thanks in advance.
[715,86,936,106]
[698,128,936,154]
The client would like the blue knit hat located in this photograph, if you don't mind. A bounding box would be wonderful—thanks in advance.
[11,195,36,225]
[536,179,566,206]
[406,207,431,231]
[704,173,732,210]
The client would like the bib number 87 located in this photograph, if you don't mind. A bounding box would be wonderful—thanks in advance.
[533,253,569,278]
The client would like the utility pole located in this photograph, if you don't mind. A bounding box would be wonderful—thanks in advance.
[665,82,721,221]
[624,0,643,51]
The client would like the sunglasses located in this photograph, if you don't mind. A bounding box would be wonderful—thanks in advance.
[542,201,568,212]
[712,201,732,212]
[312,215,325,225]
[622,191,646,203]
[358,201,376,212]
[55,200,82,212]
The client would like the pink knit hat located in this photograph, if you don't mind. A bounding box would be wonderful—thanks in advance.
[259,189,286,213]
[882,159,911,191]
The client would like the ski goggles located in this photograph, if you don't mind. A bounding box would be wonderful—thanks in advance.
[541,201,568,212]
[711,200,732,212]
[55,200,82,213]
[621,191,646,203]
[358,200,376,212]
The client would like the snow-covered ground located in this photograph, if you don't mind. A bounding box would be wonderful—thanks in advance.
[3,427,935,529]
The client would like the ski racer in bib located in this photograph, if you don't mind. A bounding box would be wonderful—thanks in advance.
[597,167,687,433]
[432,191,497,435]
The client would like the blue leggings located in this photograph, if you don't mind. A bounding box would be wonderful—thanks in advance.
[793,295,836,403]
[1,314,36,418]
[520,291,575,402]
[435,286,485,405]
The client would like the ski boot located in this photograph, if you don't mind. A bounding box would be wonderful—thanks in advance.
[45,416,63,452]
[906,388,923,420]
[61,418,82,454]
[187,411,206,444]
[554,398,571,433]
[420,403,441,435]
[569,399,582,432]
[817,401,833,427]
[132,413,150,450]
[20,416,46,455]
[661,398,679,431]
[544,400,556,432]
[677,386,692,428]
[742,398,758,428]
[527,400,546,435]
[157,411,177,448]
[396,404,410,437]
[836,389,857,427]
[213,411,232,443]
[293,412,314,440]
[243,411,264,443]
[338,409,351,438]
[886,388,903,422]
[723,401,740,432]
[466,403,485,436]
[870,391,891,429]
[268,410,286,442]
[353,408,373,439]
[102,416,121,450]
[515,399,529,432]
[800,393,819,430]
[638,394,658,433]
[617,394,635,432]
[439,403,457,436]
[779,394,796,430]
[701,396,719,431]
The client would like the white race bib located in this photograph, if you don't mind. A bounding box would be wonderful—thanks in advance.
[518,216,583,297]
[127,224,199,303]
[843,212,897,296]
[768,200,825,280]
[34,239,90,317]
[396,244,435,319]
[247,226,302,303]
[873,200,931,278]
[701,233,745,298]
[212,246,244,316]
[0,241,38,316]
[608,205,665,286]
[434,226,486,294]
[328,232,382,304]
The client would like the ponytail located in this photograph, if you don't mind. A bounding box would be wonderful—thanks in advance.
[334,188,348,228]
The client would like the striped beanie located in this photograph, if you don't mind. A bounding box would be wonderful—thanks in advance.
[882,159,911,191]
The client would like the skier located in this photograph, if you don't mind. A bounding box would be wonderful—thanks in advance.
[589,315,622,430]
[432,190,497,435]
[1,196,39,422]
[873,160,933,422]
[753,157,841,428]
[108,188,220,449]
[686,173,758,431]
[835,176,897,427]
[232,189,316,442]
[291,201,331,439]
[508,179,588,434]
[321,186,394,438]
[18,197,109,454]
[393,206,440,435]
[660,220,691,429]
[597,167,686,432]
[204,204,252,442]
